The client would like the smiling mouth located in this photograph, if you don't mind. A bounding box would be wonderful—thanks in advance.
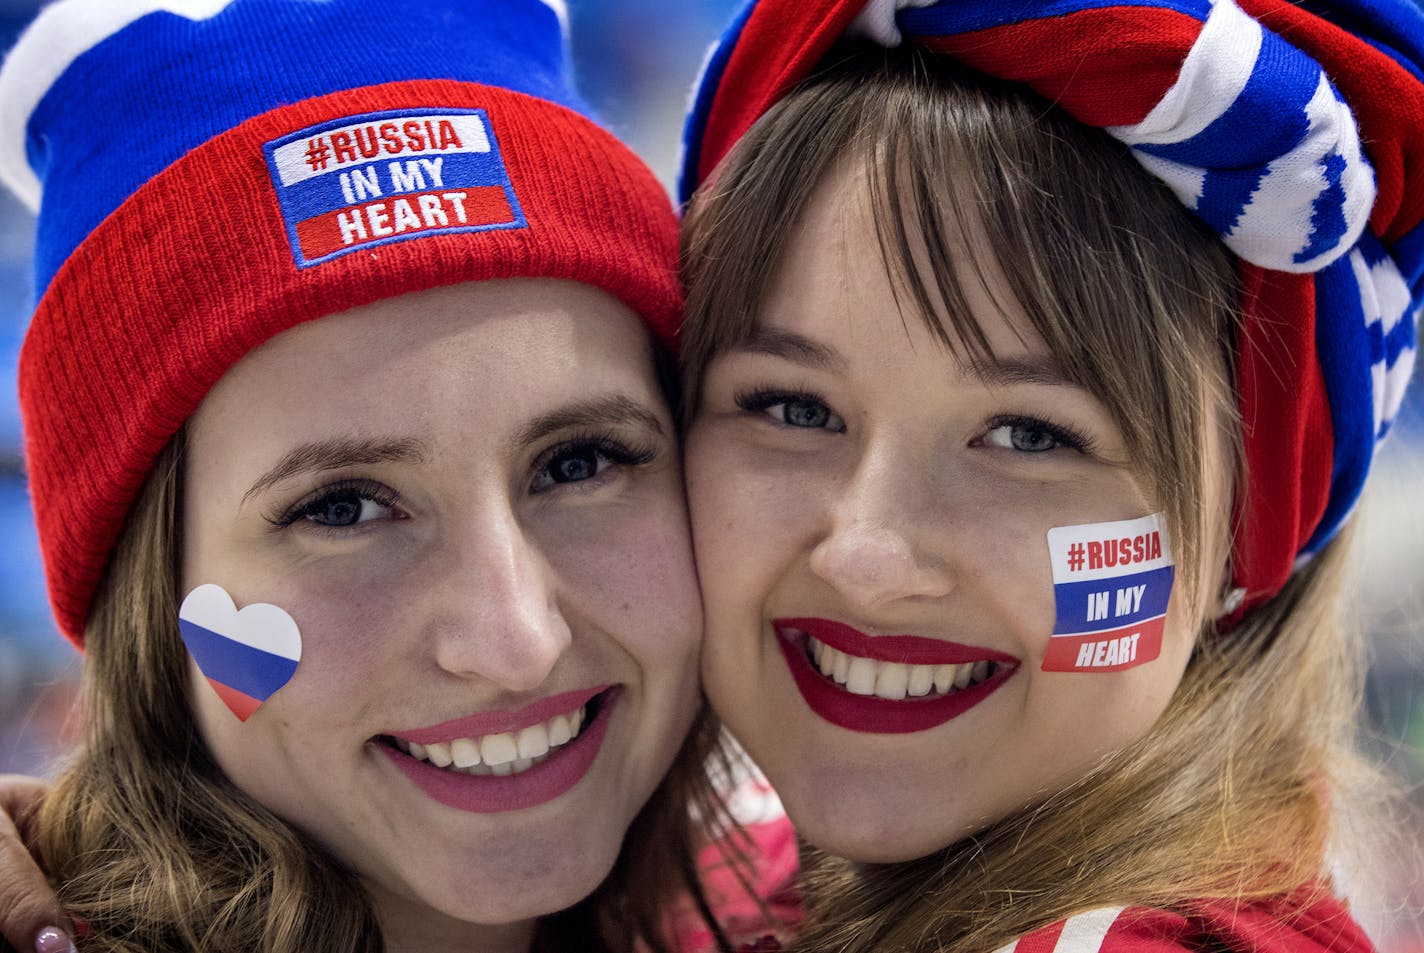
[774,619,1016,734]
[378,689,609,778]
[805,636,1004,700]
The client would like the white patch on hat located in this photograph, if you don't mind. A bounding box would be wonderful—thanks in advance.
[0,0,238,211]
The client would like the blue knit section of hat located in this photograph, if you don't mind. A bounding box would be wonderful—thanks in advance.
[26,0,590,296]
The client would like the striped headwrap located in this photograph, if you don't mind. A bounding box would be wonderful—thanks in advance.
[680,0,1424,618]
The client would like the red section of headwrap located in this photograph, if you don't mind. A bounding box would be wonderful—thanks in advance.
[917,8,1200,127]
[1233,267,1335,613]
[696,0,863,187]
[1239,0,1424,244]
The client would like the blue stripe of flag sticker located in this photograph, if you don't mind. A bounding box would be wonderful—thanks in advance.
[178,620,300,703]
[1053,565,1175,635]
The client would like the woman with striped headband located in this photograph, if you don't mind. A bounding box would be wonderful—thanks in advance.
[676,0,1419,950]
[0,1,743,951]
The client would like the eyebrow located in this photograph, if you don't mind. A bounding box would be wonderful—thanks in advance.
[734,327,846,372]
[242,437,427,505]
[513,394,666,447]
[971,355,1080,390]
[737,327,1079,391]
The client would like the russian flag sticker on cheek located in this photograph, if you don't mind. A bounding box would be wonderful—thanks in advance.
[1043,513,1175,673]
[264,107,528,267]
[178,584,302,722]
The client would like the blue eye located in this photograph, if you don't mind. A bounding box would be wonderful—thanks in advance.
[980,417,1089,454]
[737,389,847,432]
[275,480,400,528]
[530,437,657,493]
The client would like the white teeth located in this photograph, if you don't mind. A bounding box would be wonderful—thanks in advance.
[398,702,589,775]
[516,724,550,760]
[804,637,1005,699]
[450,738,481,768]
[933,664,955,693]
[845,657,878,695]
[479,732,518,766]
[874,662,910,700]
[548,714,572,747]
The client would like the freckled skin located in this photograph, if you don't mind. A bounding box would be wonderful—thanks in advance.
[686,165,1228,863]
[184,279,702,950]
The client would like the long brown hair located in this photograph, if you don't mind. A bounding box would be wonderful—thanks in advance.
[680,44,1383,952]
[38,427,733,953]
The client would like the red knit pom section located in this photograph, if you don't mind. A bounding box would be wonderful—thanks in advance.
[20,79,681,647]
[1230,266,1334,617]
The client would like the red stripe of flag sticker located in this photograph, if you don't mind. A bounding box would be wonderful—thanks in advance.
[1043,513,1174,673]
[263,107,527,267]
[178,584,302,722]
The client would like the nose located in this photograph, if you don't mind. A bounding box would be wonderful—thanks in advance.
[808,444,955,610]
[424,505,571,692]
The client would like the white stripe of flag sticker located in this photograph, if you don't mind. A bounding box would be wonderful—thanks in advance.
[1043,513,1174,673]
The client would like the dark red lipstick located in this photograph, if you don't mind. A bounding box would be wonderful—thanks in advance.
[774,619,1016,734]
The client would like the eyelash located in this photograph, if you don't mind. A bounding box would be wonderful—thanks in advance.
[528,432,659,493]
[268,478,399,528]
[734,386,844,431]
[982,414,1095,455]
[734,386,1094,455]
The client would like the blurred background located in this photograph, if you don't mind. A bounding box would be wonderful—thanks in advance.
[0,0,1419,948]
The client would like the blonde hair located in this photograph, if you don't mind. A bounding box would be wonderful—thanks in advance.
[680,44,1384,952]
[38,429,731,953]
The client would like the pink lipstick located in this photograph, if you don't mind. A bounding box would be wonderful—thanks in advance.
[392,685,609,745]
[380,686,618,813]
[774,619,1016,734]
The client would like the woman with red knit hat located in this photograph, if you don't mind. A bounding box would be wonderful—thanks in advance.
[676,0,1420,950]
[0,0,734,951]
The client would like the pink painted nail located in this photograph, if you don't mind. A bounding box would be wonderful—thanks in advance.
[33,927,75,953]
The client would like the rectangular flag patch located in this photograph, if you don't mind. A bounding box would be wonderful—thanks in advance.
[264,108,527,267]
[1042,513,1175,673]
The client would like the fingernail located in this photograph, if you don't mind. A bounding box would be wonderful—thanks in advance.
[33,927,75,953]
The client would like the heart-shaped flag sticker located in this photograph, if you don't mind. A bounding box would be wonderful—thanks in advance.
[178,584,302,722]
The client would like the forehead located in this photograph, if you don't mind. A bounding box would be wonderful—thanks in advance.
[186,279,660,470]
[759,157,1045,368]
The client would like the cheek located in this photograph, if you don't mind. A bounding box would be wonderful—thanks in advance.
[684,434,823,598]
[546,497,703,665]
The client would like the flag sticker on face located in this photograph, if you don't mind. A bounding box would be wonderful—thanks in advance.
[264,108,527,267]
[1043,513,1174,673]
[178,584,302,721]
